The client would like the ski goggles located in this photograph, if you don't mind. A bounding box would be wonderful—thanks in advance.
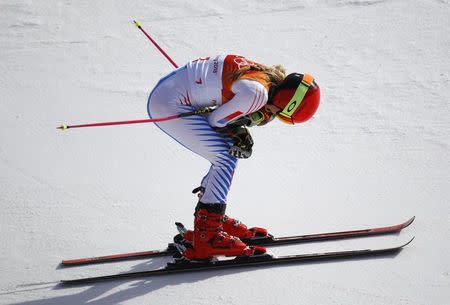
[277,74,314,124]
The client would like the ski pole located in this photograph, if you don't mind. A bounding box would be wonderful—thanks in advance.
[133,20,178,68]
[57,108,213,130]
[58,21,185,131]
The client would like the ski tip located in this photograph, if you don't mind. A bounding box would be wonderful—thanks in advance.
[403,236,415,247]
[383,237,414,253]
[402,216,416,229]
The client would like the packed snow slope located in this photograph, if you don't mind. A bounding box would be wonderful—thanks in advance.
[1,0,449,304]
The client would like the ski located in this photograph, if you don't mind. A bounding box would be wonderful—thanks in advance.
[60,237,414,285]
[61,216,414,267]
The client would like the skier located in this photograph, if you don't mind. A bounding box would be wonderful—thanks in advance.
[147,55,320,260]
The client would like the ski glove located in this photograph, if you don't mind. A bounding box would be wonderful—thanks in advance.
[231,106,276,127]
[246,106,277,127]
[229,142,252,159]
[216,125,254,159]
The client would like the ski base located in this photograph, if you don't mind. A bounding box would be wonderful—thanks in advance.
[60,237,414,285]
[61,216,415,267]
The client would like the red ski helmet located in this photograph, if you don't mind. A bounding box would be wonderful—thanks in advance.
[271,73,320,124]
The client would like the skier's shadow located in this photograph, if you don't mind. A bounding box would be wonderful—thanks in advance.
[7,252,400,305]
[6,257,253,305]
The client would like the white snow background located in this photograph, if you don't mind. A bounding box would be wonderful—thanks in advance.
[1,0,449,304]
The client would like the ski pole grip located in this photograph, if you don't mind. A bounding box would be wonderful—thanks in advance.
[178,108,214,118]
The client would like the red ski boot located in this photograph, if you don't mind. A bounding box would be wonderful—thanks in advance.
[189,187,269,240]
[180,215,268,243]
[222,215,268,240]
[181,202,266,260]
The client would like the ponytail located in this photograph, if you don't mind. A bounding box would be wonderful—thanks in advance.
[231,63,286,87]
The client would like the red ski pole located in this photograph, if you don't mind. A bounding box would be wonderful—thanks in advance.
[133,20,178,68]
[58,21,186,131]
[57,108,212,130]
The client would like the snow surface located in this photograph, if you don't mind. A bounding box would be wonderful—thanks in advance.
[1,0,449,304]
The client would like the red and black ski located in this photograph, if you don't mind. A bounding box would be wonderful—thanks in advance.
[60,237,414,285]
[61,216,414,267]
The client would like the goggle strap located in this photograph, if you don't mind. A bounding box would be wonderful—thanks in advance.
[302,74,314,86]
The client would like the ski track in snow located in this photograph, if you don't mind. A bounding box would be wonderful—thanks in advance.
[1,0,449,304]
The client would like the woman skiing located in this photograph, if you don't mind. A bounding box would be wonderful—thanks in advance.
[147,55,320,260]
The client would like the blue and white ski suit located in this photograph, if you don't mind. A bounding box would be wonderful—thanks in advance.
[148,55,269,204]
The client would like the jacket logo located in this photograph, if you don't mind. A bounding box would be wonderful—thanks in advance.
[287,101,297,112]
[233,56,254,69]
[195,78,203,84]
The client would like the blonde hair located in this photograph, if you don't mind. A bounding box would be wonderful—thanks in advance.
[231,63,286,87]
